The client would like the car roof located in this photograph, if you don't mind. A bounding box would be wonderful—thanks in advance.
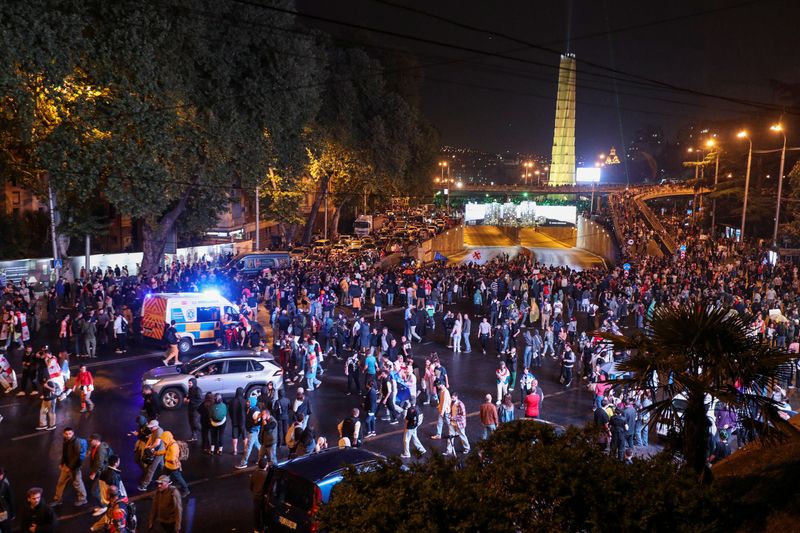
[278,448,382,482]
[190,349,273,362]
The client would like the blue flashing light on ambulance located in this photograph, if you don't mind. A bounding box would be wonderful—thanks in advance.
[141,292,239,355]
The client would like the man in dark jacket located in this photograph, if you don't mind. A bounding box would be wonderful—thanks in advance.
[184,378,202,442]
[20,487,57,533]
[609,408,627,461]
[0,467,14,533]
[250,458,269,533]
[87,433,110,507]
[257,410,279,464]
[142,385,159,421]
[52,427,87,506]
[275,389,291,447]
[230,387,247,455]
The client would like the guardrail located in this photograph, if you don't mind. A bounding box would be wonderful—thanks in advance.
[633,187,708,254]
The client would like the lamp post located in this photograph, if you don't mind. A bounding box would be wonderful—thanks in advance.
[439,161,448,182]
[255,185,261,250]
[706,139,720,238]
[771,124,787,247]
[737,130,753,242]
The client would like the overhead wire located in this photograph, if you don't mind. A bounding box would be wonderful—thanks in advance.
[363,0,790,113]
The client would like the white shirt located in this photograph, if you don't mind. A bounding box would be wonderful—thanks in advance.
[113,315,127,334]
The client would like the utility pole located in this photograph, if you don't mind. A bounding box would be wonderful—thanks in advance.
[771,124,787,247]
[85,235,91,278]
[47,181,61,280]
[254,185,261,250]
[324,188,328,240]
[711,149,720,238]
[738,131,753,241]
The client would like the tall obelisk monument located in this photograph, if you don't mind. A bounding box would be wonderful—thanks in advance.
[548,53,576,186]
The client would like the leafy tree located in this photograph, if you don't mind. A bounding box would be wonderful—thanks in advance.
[602,304,793,476]
[300,47,436,243]
[779,160,800,243]
[2,0,323,272]
[321,422,724,532]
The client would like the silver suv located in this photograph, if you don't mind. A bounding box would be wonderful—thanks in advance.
[141,350,284,410]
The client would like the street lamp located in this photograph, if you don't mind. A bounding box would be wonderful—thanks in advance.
[770,124,787,247]
[706,139,720,238]
[439,161,448,181]
[737,130,753,241]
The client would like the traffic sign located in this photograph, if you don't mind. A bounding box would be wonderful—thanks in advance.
[52,259,63,269]
[623,263,631,271]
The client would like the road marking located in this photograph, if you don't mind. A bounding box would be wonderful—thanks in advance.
[12,431,49,441]
[70,352,163,370]
[56,472,249,521]
[0,402,22,409]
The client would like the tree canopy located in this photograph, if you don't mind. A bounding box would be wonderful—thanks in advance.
[320,422,723,533]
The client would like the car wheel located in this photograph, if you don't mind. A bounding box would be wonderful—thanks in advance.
[178,337,193,355]
[161,388,185,410]
[246,385,262,403]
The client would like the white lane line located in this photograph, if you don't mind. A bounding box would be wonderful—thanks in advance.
[70,352,163,370]
[12,431,50,441]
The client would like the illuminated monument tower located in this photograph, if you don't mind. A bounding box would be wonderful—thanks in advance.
[548,53,576,186]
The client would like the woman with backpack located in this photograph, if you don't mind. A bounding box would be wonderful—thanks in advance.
[209,394,228,455]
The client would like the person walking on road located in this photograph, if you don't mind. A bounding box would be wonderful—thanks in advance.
[153,432,190,498]
[37,377,59,431]
[113,312,128,354]
[0,467,15,533]
[445,392,470,456]
[51,427,88,508]
[184,378,202,442]
[431,381,451,440]
[250,458,269,533]
[479,394,498,439]
[163,321,180,366]
[148,476,182,533]
[495,361,510,406]
[73,365,95,413]
[400,402,425,458]
[20,487,57,533]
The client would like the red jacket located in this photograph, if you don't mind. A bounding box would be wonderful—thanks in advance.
[74,370,94,388]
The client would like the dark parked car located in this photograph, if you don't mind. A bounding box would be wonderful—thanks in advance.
[262,448,383,532]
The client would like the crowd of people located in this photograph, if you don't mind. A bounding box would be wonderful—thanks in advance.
[1,190,800,531]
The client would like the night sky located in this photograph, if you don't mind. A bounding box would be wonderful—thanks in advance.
[296,0,800,160]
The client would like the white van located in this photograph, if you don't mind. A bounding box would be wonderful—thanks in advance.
[141,291,239,354]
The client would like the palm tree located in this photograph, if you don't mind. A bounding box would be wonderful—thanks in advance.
[602,304,796,475]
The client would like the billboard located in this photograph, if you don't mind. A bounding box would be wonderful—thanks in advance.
[576,167,601,183]
[463,202,576,226]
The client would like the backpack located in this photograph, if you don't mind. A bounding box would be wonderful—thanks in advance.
[285,423,299,448]
[174,440,190,461]
[118,500,138,532]
[78,437,89,463]
[407,409,419,430]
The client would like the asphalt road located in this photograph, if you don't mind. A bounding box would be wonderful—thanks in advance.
[458,226,603,270]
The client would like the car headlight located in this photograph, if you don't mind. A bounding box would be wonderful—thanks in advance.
[142,378,160,386]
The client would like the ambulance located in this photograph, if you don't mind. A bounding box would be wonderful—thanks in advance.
[141,291,239,355]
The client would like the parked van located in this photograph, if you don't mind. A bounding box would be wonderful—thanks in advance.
[141,292,239,354]
[226,251,291,277]
[262,448,382,532]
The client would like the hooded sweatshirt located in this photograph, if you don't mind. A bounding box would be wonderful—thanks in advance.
[154,431,181,470]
